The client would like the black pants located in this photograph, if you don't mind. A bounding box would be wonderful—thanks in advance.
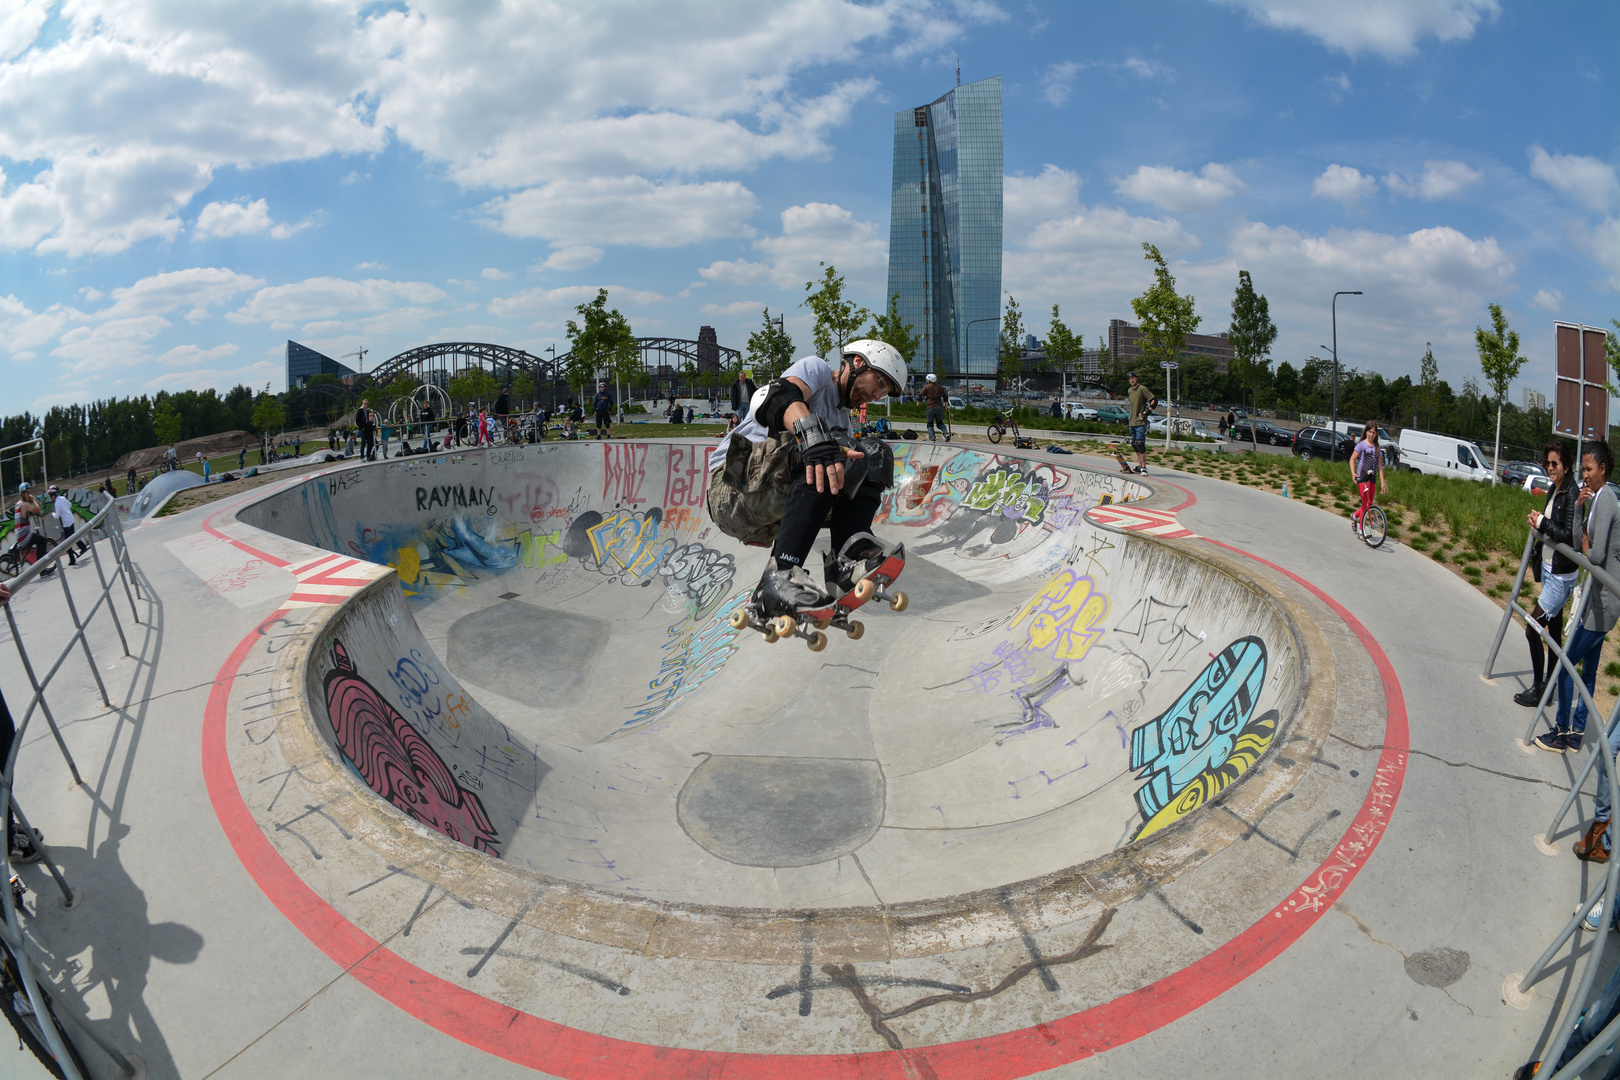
[360,427,375,461]
[771,438,894,570]
[1528,606,1566,686]
[1,689,19,841]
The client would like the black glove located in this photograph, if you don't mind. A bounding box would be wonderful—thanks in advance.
[793,414,842,469]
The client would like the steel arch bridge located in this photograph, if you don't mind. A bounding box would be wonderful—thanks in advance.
[358,338,743,405]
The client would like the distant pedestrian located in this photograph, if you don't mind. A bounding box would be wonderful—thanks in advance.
[921,373,951,442]
[1126,371,1156,475]
[356,398,377,461]
[1517,442,1578,708]
[1349,423,1386,537]
[11,484,53,576]
[238,447,246,471]
[730,368,757,423]
[126,465,137,495]
[593,381,614,439]
[1049,397,1062,419]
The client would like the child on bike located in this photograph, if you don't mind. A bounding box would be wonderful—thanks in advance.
[1350,423,1385,537]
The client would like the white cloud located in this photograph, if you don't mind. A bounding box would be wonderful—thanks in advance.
[1215,0,1500,60]
[539,246,605,272]
[1322,72,1352,101]
[228,277,449,325]
[1041,61,1080,106]
[700,300,767,318]
[1115,163,1243,213]
[1531,289,1562,313]
[0,1,996,256]
[340,170,369,185]
[1312,164,1379,206]
[52,315,172,372]
[1595,218,1620,291]
[193,197,316,241]
[0,293,73,355]
[101,267,264,321]
[1120,56,1173,80]
[698,201,885,291]
[1529,145,1620,215]
[0,1,49,62]
[1383,160,1482,200]
[354,261,386,270]
[486,284,668,321]
[155,343,239,366]
[480,176,758,248]
[480,267,512,280]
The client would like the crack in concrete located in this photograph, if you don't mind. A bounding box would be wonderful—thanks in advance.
[1329,733,1568,789]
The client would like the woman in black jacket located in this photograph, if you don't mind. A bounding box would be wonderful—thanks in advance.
[1519,441,1580,706]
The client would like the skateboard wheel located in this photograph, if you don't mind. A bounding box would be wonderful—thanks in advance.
[771,614,797,637]
[847,620,865,640]
[807,631,828,652]
[814,617,832,630]
[763,630,779,644]
[889,591,909,613]
[729,608,750,629]
[853,579,876,602]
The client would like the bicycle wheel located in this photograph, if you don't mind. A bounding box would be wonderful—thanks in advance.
[986,424,1002,444]
[1361,505,1387,548]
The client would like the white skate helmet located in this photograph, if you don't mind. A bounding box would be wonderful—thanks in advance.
[926,373,937,383]
[840,340,906,397]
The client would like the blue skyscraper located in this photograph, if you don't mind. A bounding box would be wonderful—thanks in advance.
[886,76,1002,380]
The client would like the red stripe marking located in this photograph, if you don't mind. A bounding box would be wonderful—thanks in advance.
[200,460,1406,1076]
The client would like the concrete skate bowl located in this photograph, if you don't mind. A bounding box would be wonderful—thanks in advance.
[231,439,1324,935]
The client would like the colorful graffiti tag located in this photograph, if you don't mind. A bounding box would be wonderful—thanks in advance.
[1128,636,1272,838]
[321,639,502,855]
[612,589,750,738]
[1011,569,1110,662]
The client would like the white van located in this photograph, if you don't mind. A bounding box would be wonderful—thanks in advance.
[1397,428,1492,481]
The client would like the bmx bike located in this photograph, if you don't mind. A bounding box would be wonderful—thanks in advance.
[986,412,1021,445]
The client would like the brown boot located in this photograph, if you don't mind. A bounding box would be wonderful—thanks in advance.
[1575,820,1610,863]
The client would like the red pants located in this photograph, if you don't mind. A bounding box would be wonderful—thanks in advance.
[1356,479,1375,521]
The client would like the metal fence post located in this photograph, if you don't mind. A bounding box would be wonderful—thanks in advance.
[1485,528,1537,678]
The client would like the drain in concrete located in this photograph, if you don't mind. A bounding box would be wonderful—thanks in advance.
[1404,947,1470,989]
[677,755,884,867]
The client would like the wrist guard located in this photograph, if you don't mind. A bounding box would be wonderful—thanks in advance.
[792,414,841,468]
[757,378,806,435]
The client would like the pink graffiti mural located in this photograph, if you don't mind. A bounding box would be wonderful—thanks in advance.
[322,640,501,856]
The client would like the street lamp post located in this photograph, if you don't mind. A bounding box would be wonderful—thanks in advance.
[1161,361,1178,450]
[964,316,999,391]
[1329,291,1362,461]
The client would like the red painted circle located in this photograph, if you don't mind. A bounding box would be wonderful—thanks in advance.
[200,491,1407,1077]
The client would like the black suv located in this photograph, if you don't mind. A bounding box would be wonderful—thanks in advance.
[1291,426,1357,461]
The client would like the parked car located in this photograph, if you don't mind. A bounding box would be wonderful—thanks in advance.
[947,396,965,411]
[1397,428,1493,481]
[1291,426,1358,461]
[1096,404,1129,424]
[1500,460,1546,486]
[1067,403,1099,421]
[1229,418,1292,446]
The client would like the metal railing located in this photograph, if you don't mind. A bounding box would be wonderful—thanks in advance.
[1484,525,1620,1078]
[2,493,145,1079]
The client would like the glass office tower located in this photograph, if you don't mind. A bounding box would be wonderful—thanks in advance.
[886,76,1002,380]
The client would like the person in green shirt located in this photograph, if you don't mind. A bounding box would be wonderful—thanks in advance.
[1126,371,1157,475]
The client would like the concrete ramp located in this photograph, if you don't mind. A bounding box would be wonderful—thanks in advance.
[235,439,1304,911]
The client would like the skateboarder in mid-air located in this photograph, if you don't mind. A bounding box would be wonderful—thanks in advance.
[707,340,908,620]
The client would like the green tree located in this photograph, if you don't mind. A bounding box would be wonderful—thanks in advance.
[746,308,796,380]
[1228,270,1277,450]
[866,292,920,370]
[250,393,285,435]
[998,295,1025,389]
[449,367,498,408]
[1418,343,1439,429]
[1273,361,1301,406]
[802,263,871,357]
[1605,318,1620,395]
[1130,243,1201,404]
[565,288,637,403]
[1044,305,1084,397]
[510,372,536,408]
[153,400,183,444]
[1475,303,1527,482]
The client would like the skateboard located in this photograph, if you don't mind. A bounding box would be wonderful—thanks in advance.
[729,545,908,651]
[1111,449,1136,473]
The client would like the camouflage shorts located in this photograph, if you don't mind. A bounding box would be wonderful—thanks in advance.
[706,434,799,547]
[706,433,895,548]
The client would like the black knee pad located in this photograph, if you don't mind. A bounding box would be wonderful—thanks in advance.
[850,436,895,491]
[1131,436,1147,454]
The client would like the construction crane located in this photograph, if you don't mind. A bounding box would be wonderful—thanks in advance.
[342,347,368,374]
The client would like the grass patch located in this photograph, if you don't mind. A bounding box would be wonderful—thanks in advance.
[1431,549,1448,563]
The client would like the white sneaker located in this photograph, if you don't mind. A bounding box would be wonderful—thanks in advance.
[1582,898,1606,932]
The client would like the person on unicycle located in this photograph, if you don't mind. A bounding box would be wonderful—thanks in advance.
[1350,422,1386,537]
[706,340,905,617]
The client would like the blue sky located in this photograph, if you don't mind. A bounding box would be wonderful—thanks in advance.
[0,0,1615,417]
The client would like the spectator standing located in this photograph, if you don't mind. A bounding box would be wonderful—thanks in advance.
[920,374,951,442]
[731,369,758,423]
[1349,423,1386,537]
[202,457,210,484]
[126,465,137,495]
[1049,397,1062,420]
[48,486,86,566]
[1542,441,1619,761]
[10,485,53,577]
[1126,371,1156,476]
[356,398,377,462]
[238,447,246,471]
[593,382,614,439]
[1517,442,1579,707]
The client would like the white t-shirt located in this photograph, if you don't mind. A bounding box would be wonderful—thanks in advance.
[54,493,75,531]
[707,356,848,472]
